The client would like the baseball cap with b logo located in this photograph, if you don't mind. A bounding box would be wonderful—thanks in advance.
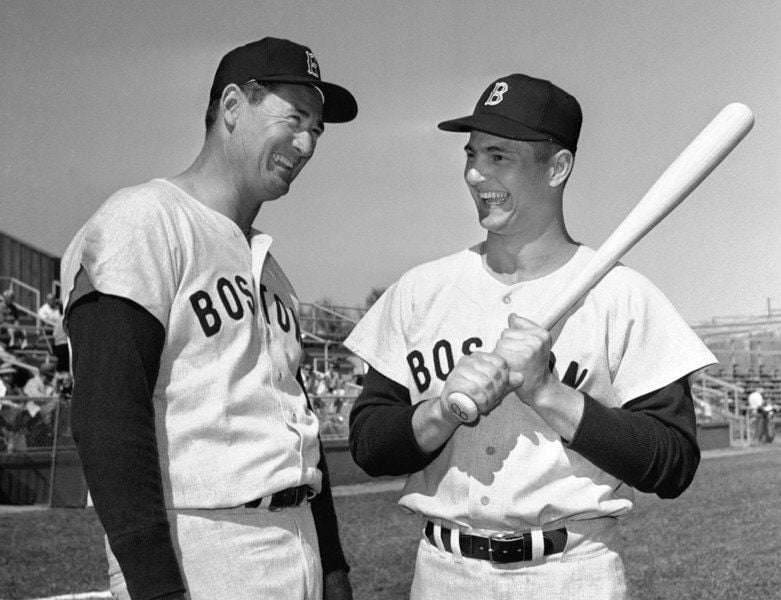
[438,73,582,152]
[209,37,357,123]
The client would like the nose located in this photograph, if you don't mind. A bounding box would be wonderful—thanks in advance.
[293,131,316,158]
[465,168,486,186]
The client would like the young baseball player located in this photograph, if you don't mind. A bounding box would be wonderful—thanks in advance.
[62,38,357,600]
[346,74,715,599]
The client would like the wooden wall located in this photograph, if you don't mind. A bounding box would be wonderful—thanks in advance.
[0,230,61,307]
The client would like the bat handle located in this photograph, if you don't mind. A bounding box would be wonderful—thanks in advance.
[447,391,479,423]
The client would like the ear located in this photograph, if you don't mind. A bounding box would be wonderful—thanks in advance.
[548,149,574,188]
[219,84,243,131]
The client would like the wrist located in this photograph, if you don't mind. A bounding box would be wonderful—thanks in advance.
[525,376,576,409]
[412,395,461,454]
[525,379,585,440]
[436,391,466,427]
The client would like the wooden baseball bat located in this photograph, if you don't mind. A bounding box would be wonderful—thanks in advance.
[448,102,755,423]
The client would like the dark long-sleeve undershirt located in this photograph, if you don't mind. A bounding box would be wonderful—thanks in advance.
[69,293,182,600]
[68,292,348,600]
[349,366,700,499]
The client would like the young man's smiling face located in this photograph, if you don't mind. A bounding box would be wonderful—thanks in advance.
[233,83,324,202]
[463,130,552,236]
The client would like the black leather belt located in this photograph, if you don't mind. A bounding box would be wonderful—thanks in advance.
[424,521,568,564]
[244,485,315,511]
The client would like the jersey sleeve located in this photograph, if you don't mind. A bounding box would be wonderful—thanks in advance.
[607,269,716,404]
[344,276,411,387]
[62,188,179,327]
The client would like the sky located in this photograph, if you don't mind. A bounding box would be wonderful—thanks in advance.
[1,0,779,324]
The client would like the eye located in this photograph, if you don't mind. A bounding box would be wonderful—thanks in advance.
[492,154,506,162]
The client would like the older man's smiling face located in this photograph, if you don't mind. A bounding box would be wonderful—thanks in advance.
[233,83,324,202]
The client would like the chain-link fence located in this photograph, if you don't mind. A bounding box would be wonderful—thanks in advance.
[312,394,356,441]
[0,393,357,507]
[0,395,86,507]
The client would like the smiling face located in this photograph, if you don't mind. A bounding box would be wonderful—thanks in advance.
[463,131,555,237]
[231,83,324,202]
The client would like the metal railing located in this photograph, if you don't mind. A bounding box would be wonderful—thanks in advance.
[0,393,359,509]
[298,303,366,341]
[692,371,745,418]
[0,395,73,507]
[0,277,42,327]
[692,370,781,446]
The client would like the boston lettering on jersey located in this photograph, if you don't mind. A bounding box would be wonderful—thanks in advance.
[406,336,588,393]
[189,275,300,340]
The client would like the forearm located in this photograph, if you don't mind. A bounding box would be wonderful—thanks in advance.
[68,293,184,599]
[348,367,442,476]
[567,378,700,498]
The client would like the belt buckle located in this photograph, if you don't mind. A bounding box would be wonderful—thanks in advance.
[488,532,525,564]
[269,487,296,512]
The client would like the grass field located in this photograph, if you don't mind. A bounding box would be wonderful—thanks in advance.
[1,446,780,600]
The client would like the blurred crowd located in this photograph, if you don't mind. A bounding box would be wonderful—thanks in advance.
[300,362,363,438]
[1,284,371,446]
[0,359,72,452]
[1,287,72,453]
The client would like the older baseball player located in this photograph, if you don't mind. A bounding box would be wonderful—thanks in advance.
[62,38,356,600]
[346,74,715,599]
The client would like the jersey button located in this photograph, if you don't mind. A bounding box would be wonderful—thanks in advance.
[277,371,283,382]
[480,496,490,506]
[291,413,298,423]
[485,446,496,456]
[502,295,511,304]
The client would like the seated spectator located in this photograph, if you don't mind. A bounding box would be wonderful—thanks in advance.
[301,363,324,410]
[747,388,764,413]
[312,369,329,397]
[56,371,73,400]
[1,289,28,350]
[326,363,343,394]
[301,362,314,390]
[0,363,22,397]
[1,363,25,452]
[23,361,57,398]
[37,293,59,325]
[758,396,775,443]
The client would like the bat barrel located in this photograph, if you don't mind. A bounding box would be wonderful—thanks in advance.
[539,103,754,331]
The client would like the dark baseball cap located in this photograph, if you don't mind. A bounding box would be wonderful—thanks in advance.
[438,74,582,152]
[209,37,357,123]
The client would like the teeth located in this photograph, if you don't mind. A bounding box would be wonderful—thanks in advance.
[480,191,509,205]
[272,153,295,169]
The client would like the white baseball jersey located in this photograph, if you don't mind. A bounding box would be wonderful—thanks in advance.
[61,178,321,508]
[345,244,715,531]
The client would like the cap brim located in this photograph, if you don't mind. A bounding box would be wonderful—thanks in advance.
[257,75,357,123]
[437,114,552,142]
